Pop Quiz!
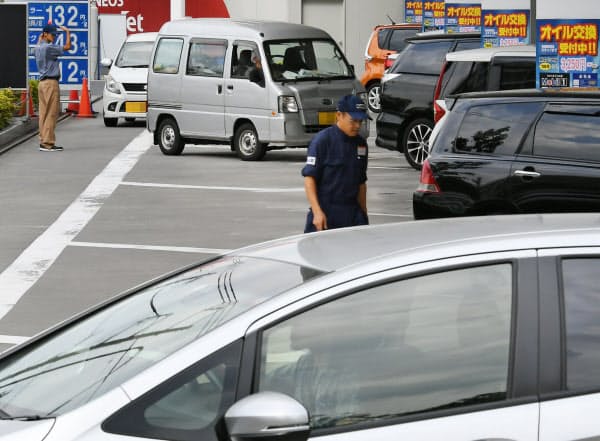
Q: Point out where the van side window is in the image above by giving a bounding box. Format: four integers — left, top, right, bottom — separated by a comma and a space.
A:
533, 111, 600, 161
231, 42, 258, 79
499, 62, 536, 90
453, 103, 542, 155
153, 38, 184, 74
187, 39, 227, 78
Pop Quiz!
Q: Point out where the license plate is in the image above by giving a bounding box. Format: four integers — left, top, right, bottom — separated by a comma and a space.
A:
125, 102, 147, 113
318, 111, 336, 125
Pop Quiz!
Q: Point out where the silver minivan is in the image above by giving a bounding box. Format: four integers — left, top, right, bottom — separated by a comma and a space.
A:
146, 19, 367, 160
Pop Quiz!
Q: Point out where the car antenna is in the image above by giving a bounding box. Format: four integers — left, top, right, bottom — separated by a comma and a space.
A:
387, 14, 396, 24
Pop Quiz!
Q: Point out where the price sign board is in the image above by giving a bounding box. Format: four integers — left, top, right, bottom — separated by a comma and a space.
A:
28, 1, 89, 85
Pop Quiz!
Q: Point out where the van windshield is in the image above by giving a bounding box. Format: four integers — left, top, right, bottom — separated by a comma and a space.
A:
116, 41, 154, 68
265, 39, 353, 81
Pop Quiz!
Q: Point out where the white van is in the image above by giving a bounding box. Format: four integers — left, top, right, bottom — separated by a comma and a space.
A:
101, 32, 158, 127
147, 19, 367, 160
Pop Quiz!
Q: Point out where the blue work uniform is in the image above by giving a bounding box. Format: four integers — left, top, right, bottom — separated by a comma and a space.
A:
302, 125, 368, 233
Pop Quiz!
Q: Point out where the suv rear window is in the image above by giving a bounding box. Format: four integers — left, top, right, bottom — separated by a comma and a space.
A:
442, 61, 489, 97
454, 102, 542, 155
390, 40, 453, 75
388, 29, 418, 52
499, 62, 536, 90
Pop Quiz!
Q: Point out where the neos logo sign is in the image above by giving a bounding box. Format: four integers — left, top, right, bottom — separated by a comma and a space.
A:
98, 0, 228, 33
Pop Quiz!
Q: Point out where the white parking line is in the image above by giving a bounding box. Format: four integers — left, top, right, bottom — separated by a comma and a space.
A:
122, 181, 304, 193
0, 131, 152, 321
70, 241, 230, 254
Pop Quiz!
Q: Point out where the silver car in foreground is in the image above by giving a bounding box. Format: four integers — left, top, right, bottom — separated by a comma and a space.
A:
1, 214, 600, 441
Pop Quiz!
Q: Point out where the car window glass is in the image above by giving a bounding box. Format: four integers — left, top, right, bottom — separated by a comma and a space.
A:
562, 258, 600, 391
391, 40, 453, 75
388, 29, 418, 52
455, 39, 481, 51
258, 264, 512, 430
499, 62, 536, 90
116, 41, 154, 68
153, 38, 184, 74
442, 61, 489, 97
230, 41, 258, 79
454, 102, 542, 155
104, 340, 242, 441
378, 28, 392, 50
533, 112, 600, 161
187, 39, 227, 77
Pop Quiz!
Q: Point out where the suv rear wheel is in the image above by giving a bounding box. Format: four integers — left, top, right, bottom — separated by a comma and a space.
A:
366, 82, 381, 113
403, 118, 433, 170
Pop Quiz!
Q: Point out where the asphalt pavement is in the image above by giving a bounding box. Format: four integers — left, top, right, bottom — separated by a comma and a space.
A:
0, 105, 420, 351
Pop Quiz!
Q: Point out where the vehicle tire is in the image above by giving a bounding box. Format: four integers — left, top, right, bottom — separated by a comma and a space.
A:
402, 118, 433, 170
103, 115, 118, 127
366, 82, 381, 113
157, 118, 185, 156
234, 123, 266, 161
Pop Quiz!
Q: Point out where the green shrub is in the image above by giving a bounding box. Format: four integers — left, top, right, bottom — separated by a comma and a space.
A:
0, 89, 17, 130
29, 79, 39, 109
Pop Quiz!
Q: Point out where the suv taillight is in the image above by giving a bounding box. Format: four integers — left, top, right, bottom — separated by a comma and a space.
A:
416, 159, 440, 193
433, 62, 447, 124
384, 55, 395, 70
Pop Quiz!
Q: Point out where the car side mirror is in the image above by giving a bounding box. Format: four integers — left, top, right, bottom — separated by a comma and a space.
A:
225, 391, 310, 441
100, 57, 113, 68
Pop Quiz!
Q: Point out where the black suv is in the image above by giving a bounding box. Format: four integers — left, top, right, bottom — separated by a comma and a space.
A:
376, 32, 481, 169
413, 90, 600, 219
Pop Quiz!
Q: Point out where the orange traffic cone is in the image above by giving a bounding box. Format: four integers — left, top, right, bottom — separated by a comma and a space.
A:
17, 91, 26, 116
76, 78, 95, 118
28, 92, 36, 117
66, 89, 79, 113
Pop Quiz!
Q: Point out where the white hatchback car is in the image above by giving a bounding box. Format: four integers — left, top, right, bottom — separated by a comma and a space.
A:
1, 214, 600, 441
101, 32, 158, 127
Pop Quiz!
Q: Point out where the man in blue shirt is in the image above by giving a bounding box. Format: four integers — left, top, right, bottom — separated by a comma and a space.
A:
302, 95, 369, 233
35, 23, 71, 152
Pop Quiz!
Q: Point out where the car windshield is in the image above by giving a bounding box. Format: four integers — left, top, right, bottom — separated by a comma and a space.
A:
116, 41, 154, 68
265, 39, 353, 81
0, 256, 321, 419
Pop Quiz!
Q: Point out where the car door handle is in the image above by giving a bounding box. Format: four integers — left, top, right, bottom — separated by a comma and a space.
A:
513, 169, 541, 178
217, 85, 223, 94
227, 85, 234, 90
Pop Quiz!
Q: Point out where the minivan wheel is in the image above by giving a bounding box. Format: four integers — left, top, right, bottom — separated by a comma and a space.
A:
158, 118, 184, 156
366, 82, 381, 113
403, 118, 433, 170
234, 123, 266, 161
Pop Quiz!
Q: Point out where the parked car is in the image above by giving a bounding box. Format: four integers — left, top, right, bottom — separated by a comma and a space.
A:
413, 89, 600, 219
432, 44, 536, 126
147, 19, 366, 161
360, 23, 420, 113
375, 32, 481, 169
2, 213, 600, 441
101, 32, 158, 127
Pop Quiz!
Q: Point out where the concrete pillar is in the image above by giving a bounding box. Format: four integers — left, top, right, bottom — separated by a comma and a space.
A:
171, 0, 185, 20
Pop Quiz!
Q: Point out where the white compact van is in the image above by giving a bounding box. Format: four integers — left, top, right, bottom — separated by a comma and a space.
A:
146, 19, 367, 160
101, 32, 158, 127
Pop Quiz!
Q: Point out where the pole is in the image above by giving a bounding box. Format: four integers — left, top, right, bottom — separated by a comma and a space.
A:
170, 0, 185, 20
530, 0, 536, 43
90, 1, 99, 80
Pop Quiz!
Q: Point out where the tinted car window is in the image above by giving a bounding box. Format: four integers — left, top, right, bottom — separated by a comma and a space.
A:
388, 29, 418, 52
455, 40, 481, 51
442, 61, 489, 97
259, 264, 512, 430
499, 62, 536, 90
454, 102, 542, 155
533, 112, 600, 162
563, 258, 600, 390
390, 40, 453, 75
378, 28, 391, 49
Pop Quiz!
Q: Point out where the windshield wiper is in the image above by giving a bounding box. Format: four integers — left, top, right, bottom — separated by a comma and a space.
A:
424, 392, 506, 412
120, 64, 148, 68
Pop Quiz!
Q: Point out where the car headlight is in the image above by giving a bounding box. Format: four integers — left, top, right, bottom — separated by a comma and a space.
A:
278, 96, 298, 113
105, 75, 121, 94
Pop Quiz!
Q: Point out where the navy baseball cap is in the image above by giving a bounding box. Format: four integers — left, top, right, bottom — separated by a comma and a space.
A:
337, 95, 369, 120
43, 23, 58, 36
